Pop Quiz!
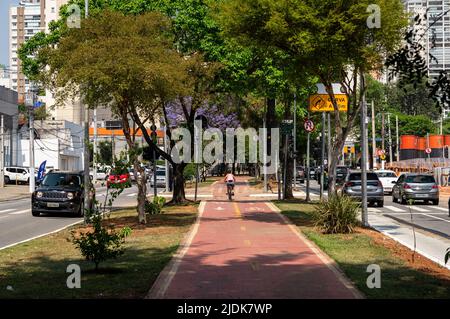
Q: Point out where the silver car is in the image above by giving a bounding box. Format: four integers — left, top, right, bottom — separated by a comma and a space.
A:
342, 171, 384, 207
392, 173, 439, 205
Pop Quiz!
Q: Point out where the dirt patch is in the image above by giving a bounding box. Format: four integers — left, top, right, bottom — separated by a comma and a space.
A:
357, 227, 450, 280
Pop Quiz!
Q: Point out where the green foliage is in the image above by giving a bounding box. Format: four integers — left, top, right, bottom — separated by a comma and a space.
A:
183, 163, 196, 181
97, 141, 113, 165
145, 196, 166, 215
71, 214, 131, 270
313, 194, 360, 234
397, 114, 436, 136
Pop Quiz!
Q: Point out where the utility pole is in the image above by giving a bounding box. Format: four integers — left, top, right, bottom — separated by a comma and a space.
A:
360, 71, 368, 227
293, 93, 297, 190
371, 101, 377, 169
263, 100, 268, 193
381, 112, 385, 152
0, 115, 4, 188
29, 89, 36, 193
306, 112, 311, 202
388, 113, 393, 165
93, 109, 97, 183
327, 113, 331, 172
320, 112, 325, 200
83, 0, 90, 219
396, 115, 399, 162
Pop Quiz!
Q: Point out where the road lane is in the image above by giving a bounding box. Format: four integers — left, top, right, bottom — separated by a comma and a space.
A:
0, 184, 165, 250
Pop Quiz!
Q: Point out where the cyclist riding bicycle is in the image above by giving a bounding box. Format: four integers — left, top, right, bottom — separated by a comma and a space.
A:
224, 171, 236, 195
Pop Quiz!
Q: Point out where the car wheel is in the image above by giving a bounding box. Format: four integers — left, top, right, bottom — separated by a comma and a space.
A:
378, 201, 384, 208
4, 176, 10, 184
392, 195, 397, 203
433, 199, 439, 206
76, 201, 85, 217
401, 196, 407, 205
32, 210, 40, 217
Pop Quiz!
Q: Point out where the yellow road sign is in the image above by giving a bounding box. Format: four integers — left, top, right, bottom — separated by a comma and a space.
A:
309, 94, 348, 112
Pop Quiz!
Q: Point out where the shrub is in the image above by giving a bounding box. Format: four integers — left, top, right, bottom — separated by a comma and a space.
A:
71, 214, 132, 270
145, 196, 166, 215
313, 194, 360, 234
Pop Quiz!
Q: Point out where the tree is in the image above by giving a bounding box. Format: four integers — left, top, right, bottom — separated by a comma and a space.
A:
97, 140, 113, 165
40, 11, 186, 222
217, 0, 407, 194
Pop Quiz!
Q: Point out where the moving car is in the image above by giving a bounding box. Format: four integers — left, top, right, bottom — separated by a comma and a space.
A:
31, 171, 94, 217
335, 166, 349, 185
3, 166, 33, 184
392, 173, 439, 205
296, 166, 305, 183
375, 170, 398, 194
150, 169, 167, 188
89, 167, 110, 180
342, 171, 384, 207
106, 170, 131, 188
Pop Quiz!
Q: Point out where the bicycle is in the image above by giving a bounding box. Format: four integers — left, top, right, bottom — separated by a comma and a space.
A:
227, 182, 234, 201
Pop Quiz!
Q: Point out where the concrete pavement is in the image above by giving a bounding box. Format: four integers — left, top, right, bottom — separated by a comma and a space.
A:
149, 177, 361, 299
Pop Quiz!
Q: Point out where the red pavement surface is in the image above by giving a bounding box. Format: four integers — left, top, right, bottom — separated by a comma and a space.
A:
155, 177, 359, 299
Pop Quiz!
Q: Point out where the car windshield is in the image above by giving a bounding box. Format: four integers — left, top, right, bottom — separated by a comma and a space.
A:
156, 171, 165, 176
337, 168, 348, 174
405, 175, 435, 183
376, 172, 397, 178
41, 173, 81, 187
349, 173, 379, 181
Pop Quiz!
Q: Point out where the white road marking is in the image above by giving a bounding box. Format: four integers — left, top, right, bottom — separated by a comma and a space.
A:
431, 206, 448, 212
384, 205, 405, 213
368, 208, 382, 213
406, 206, 430, 213
422, 213, 450, 223
9, 209, 30, 215
0, 209, 15, 214
215, 207, 224, 211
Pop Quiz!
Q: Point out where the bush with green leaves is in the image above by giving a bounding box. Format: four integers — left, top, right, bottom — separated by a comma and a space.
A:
71, 214, 132, 271
313, 194, 360, 234
145, 196, 166, 215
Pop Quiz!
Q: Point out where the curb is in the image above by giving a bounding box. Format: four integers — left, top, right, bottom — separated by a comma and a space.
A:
265, 201, 364, 299
146, 201, 206, 299
0, 194, 29, 203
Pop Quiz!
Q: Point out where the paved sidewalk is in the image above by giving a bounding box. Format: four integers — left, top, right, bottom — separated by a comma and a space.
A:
0, 185, 30, 202
149, 177, 361, 299
369, 212, 450, 270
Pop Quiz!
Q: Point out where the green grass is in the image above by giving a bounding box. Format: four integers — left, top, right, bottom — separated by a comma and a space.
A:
0, 205, 197, 299
275, 201, 450, 299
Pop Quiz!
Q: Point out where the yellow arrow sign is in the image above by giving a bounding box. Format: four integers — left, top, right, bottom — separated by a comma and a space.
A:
309, 94, 348, 112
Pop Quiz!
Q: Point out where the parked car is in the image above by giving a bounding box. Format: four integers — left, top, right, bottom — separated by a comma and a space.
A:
335, 166, 349, 185
31, 171, 94, 217
309, 167, 316, 179
89, 167, 110, 181
375, 170, 398, 194
392, 173, 439, 205
150, 169, 167, 188
296, 166, 305, 183
106, 170, 131, 188
3, 166, 34, 184
342, 171, 384, 207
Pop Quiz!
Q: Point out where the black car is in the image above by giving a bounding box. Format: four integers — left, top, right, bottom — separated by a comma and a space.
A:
335, 166, 349, 185
32, 171, 94, 217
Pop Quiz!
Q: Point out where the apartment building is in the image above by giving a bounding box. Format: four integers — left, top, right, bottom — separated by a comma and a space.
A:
9, 0, 44, 104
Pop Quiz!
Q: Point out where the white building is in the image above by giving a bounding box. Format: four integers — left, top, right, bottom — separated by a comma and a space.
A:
0, 68, 11, 89
17, 120, 84, 171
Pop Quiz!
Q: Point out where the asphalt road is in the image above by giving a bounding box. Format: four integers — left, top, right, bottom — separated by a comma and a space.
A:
0, 183, 164, 250
300, 180, 450, 240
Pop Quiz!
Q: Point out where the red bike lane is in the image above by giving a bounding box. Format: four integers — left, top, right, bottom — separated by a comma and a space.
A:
149, 178, 361, 299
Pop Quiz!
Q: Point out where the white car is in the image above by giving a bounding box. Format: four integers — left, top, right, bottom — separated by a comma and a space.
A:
375, 170, 398, 194
3, 166, 33, 184
150, 169, 167, 187
89, 167, 110, 180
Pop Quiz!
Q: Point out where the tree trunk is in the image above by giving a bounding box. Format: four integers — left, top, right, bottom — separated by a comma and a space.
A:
171, 163, 187, 204
134, 160, 147, 224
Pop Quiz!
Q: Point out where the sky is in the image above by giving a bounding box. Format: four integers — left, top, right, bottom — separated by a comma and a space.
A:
0, 0, 19, 67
